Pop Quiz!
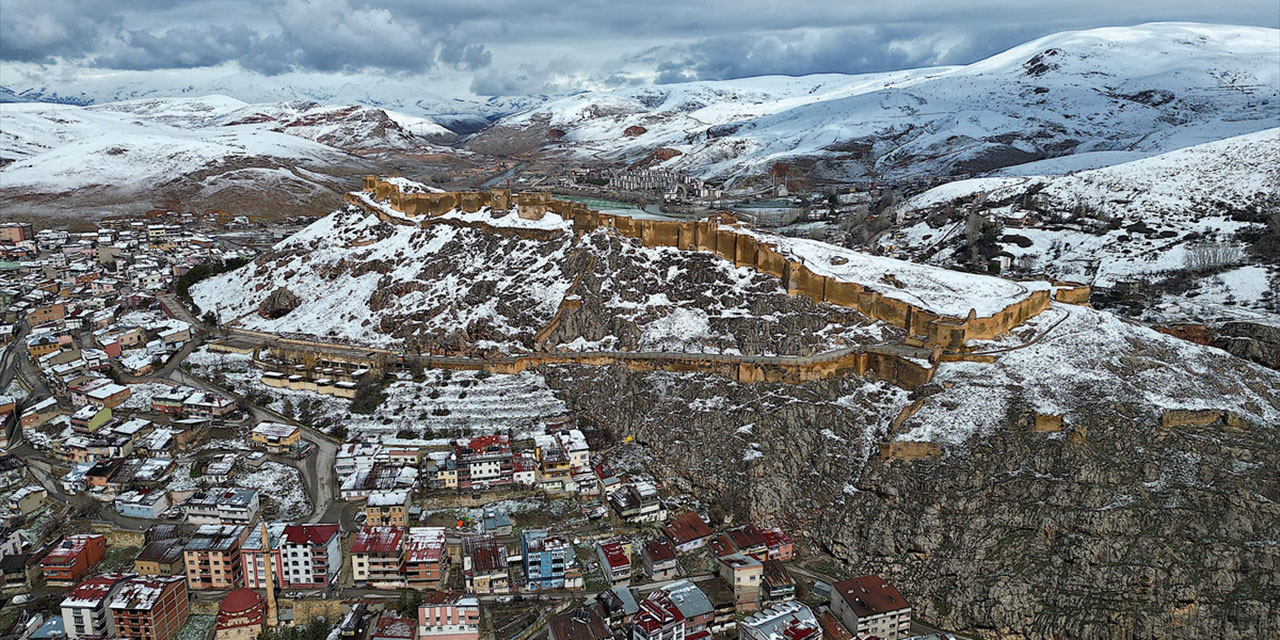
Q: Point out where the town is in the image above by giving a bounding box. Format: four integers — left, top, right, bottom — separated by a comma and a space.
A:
0, 216, 951, 640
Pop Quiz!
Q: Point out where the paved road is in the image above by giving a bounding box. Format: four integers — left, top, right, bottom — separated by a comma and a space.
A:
163, 365, 340, 525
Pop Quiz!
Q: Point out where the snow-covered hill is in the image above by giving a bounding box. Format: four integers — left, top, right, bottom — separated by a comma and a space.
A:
473, 23, 1279, 183
882, 129, 1280, 324
0, 97, 474, 218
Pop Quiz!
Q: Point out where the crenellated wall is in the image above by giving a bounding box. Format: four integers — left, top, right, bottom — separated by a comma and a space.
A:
357, 176, 1085, 350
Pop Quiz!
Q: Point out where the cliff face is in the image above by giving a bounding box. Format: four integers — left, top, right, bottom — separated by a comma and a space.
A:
543, 355, 1280, 639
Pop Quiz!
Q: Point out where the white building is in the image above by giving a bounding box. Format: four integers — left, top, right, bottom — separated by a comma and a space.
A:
61, 574, 130, 638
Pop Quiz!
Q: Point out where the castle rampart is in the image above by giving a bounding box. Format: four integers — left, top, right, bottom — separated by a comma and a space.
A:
353, 176, 1087, 351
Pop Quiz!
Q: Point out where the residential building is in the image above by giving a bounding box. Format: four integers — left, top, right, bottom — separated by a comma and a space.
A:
661, 579, 717, 638
454, 434, 513, 489
609, 481, 665, 523
596, 586, 639, 633
351, 525, 405, 588
417, 592, 480, 640
41, 534, 107, 587
404, 526, 447, 588
522, 529, 577, 591
241, 522, 285, 589
760, 527, 795, 562
250, 421, 300, 453
548, 606, 611, 640
727, 525, 768, 560
135, 539, 186, 576
365, 489, 410, 526
60, 573, 130, 638
373, 613, 417, 640
631, 590, 686, 640
760, 560, 797, 604
184, 487, 260, 525
461, 535, 509, 595
642, 538, 679, 581
183, 524, 247, 590
109, 576, 190, 640
739, 601, 821, 640
183, 389, 235, 419
719, 553, 763, 613
278, 524, 342, 588
115, 489, 170, 519
8, 485, 48, 515
830, 575, 911, 640
596, 540, 632, 586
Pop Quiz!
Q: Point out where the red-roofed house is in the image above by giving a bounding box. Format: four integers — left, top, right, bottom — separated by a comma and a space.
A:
278, 524, 341, 588
351, 525, 405, 588
663, 511, 712, 554
42, 534, 107, 586
404, 527, 447, 588
454, 435, 513, 490
642, 538, 678, 581
759, 527, 795, 562
632, 590, 686, 640
595, 540, 631, 586
372, 612, 416, 640
830, 575, 911, 640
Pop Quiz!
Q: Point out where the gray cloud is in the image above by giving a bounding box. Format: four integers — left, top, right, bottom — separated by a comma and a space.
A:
0, 0, 119, 62
1, 0, 1277, 96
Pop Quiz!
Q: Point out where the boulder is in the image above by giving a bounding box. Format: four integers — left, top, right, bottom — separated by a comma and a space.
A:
258, 286, 301, 319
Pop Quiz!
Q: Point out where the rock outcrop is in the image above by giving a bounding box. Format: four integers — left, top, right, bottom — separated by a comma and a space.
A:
1213, 321, 1280, 370
542, 360, 1280, 640
258, 286, 301, 319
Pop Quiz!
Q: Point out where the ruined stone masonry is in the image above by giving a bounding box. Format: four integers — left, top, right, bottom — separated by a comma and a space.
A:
352, 175, 1090, 350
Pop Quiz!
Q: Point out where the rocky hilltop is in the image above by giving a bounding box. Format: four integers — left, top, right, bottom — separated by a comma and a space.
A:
195, 179, 1280, 639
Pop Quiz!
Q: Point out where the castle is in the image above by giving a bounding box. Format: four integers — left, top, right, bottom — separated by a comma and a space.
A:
346, 175, 1090, 352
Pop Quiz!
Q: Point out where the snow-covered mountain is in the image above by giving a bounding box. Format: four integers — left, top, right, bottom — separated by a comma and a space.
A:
472, 23, 1279, 183
0, 97, 476, 219
882, 129, 1280, 324
0, 66, 541, 133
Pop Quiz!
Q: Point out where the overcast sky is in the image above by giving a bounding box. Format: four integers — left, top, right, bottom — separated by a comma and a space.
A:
1, 0, 1277, 98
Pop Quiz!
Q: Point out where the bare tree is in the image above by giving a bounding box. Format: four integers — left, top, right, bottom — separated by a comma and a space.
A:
1184, 240, 1243, 273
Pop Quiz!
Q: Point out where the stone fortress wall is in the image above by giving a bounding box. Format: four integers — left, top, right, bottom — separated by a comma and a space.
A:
349, 175, 1090, 351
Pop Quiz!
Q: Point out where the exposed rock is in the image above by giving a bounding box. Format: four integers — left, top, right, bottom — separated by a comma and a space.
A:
623, 125, 648, 137
541, 358, 1280, 640
257, 286, 301, 319
1212, 321, 1280, 370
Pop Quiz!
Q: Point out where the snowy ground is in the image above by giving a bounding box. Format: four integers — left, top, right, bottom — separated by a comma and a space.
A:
121, 382, 177, 411
899, 304, 1280, 444
237, 462, 311, 520
211, 362, 567, 441
889, 129, 1280, 288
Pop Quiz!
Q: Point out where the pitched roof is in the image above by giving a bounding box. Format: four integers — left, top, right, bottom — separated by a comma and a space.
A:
832, 575, 910, 618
